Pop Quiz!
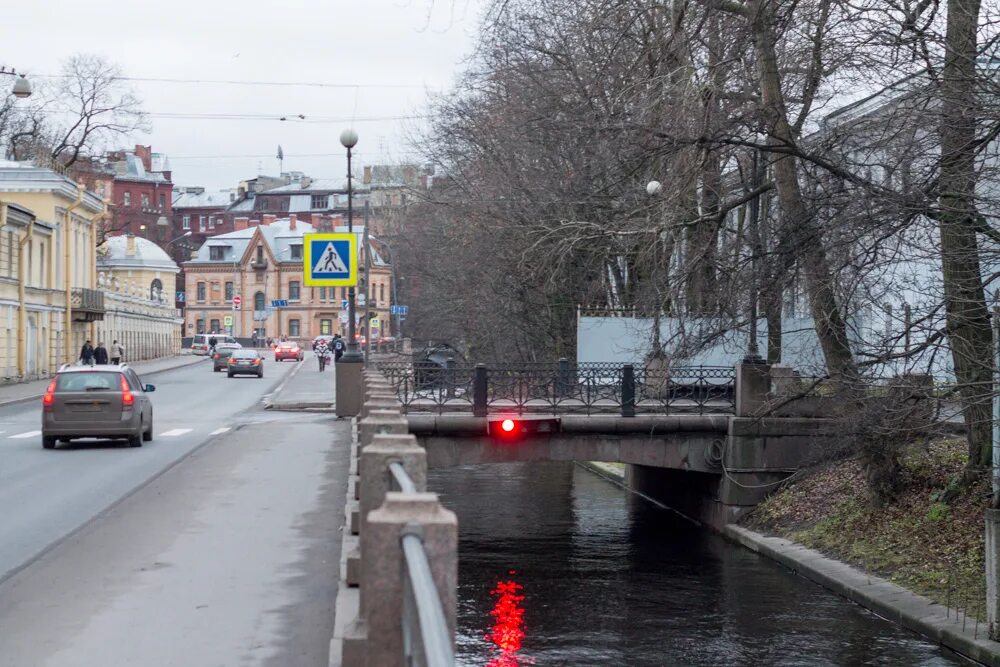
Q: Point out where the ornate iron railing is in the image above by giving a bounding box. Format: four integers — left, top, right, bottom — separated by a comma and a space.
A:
376, 360, 735, 416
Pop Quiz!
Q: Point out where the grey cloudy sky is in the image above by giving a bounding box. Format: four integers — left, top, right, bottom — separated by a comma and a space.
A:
8, 0, 485, 189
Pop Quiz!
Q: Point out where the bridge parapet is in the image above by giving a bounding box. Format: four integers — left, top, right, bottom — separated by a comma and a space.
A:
331, 368, 457, 667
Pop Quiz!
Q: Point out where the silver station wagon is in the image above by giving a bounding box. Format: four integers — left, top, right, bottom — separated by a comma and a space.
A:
41, 365, 156, 449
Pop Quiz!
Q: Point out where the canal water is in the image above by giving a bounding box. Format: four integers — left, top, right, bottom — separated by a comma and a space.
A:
428, 462, 968, 666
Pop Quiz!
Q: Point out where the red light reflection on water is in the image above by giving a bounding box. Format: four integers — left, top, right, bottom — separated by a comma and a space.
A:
485, 571, 528, 666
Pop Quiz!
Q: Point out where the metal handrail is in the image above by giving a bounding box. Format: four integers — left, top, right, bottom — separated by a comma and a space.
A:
389, 461, 417, 493
401, 527, 454, 667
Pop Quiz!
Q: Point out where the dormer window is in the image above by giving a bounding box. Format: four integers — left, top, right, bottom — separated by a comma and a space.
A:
210, 246, 226, 261
311, 195, 327, 209
290, 244, 302, 260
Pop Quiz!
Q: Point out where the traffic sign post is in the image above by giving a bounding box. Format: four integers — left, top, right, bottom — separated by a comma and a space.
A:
303, 233, 357, 287
232, 295, 242, 310
271, 299, 289, 308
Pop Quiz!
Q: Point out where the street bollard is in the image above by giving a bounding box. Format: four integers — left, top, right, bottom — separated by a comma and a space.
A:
621, 364, 635, 417
358, 410, 410, 449
473, 364, 488, 417
360, 396, 402, 420
359, 434, 427, 529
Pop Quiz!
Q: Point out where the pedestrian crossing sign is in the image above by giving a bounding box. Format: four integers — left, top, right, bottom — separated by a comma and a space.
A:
303, 233, 357, 287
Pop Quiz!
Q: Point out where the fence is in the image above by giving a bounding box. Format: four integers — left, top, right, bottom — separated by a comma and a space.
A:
375, 360, 737, 416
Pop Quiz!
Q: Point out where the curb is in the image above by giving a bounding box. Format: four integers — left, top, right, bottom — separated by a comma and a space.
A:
0, 356, 204, 409
262, 360, 308, 410
723, 524, 1000, 667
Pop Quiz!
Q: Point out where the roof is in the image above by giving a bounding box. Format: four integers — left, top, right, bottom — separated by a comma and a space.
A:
98, 235, 180, 272
113, 154, 170, 184
0, 161, 105, 213
262, 177, 366, 194
173, 188, 237, 209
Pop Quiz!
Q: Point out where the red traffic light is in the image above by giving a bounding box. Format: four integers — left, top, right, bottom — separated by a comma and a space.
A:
487, 416, 560, 438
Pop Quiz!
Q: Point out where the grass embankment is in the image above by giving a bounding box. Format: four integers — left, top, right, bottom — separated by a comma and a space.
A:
745, 437, 989, 620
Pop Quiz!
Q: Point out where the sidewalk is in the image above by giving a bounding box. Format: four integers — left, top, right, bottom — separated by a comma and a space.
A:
0, 354, 202, 408
265, 355, 336, 410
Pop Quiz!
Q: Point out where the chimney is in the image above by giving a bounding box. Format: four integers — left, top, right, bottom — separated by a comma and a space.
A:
363, 165, 372, 185
262, 214, 276, 226
134, 145, 152, 171
234, 217, 249, 231
331, 214, 343, 229
311, 213, 324, 228
301, 176, 312, 189
289, 213, 297, 231
126, 234, 136, 257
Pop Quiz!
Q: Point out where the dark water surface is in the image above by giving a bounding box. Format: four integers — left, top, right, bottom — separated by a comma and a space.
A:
428, 462, 968, 667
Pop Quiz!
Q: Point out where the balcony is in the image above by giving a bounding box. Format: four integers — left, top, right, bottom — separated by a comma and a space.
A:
71, 288, 105, 321
251, 258, 268, 270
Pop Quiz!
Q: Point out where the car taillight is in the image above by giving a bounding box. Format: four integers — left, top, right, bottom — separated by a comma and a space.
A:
120, 375, 135, 409
42, 380, 56, 411
254, 359, 261, 365
229, 358, 236, 364
213, 354, 219, 359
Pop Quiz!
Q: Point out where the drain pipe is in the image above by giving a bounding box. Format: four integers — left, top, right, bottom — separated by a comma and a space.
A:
90, 201, 110, 344
64, 185, 85, 365
14, 202, 36, 376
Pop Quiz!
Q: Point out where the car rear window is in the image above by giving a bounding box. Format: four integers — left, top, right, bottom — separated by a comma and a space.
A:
232, 351, 258, 359
55, 372, 122, 392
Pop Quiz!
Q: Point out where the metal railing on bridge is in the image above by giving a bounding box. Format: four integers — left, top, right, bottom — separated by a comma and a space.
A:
376, 359, 736, 416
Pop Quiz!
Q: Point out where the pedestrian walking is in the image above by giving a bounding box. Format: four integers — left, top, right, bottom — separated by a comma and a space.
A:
252, 331, 259, 348
332, 334, 345, 362
79, 340, 95, 366
111, 340, 125, 365
315, 338, 331, 372
94, 342, 109, 365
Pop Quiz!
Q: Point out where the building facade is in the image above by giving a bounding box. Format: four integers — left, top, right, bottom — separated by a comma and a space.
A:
182, 214, 392, 342
0, 161, 105, 381
96, 235, 183, 362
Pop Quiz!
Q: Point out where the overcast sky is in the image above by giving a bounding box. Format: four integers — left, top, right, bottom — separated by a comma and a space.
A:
8, 0, 486, 190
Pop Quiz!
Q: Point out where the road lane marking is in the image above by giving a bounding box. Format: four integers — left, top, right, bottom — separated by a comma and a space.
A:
9, 431, 41, 439
158, 428, 192, 437
210, 427, 231, 435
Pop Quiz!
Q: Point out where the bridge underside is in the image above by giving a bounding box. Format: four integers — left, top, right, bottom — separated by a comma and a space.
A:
408, 414, 836, 530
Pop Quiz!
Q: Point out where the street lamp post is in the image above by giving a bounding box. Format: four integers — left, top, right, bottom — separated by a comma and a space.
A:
340, 128, 362, 361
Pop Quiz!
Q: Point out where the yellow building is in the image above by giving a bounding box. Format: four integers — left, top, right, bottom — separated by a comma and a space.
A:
0, 162, 104, 381
182, 214, 392, 342
96, 234, 182, 361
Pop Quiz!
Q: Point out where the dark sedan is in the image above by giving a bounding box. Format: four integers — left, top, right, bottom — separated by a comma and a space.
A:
227, 350, 265, 378
211, 344, 242, 372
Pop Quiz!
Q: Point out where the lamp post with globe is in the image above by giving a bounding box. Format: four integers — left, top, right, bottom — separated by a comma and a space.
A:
335, 128, 364, 416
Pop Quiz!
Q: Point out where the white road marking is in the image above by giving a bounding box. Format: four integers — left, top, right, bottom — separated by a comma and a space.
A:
158, 428, 192, 437
10, 430, 41, 439
210, 427, 231, 435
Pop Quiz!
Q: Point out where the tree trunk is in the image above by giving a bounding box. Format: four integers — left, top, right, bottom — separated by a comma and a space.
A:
938, 0, 993, 469
749, 0, 857, 381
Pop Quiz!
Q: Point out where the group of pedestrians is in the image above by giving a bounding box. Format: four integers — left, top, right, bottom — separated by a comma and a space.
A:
78, 340, 126, 366
314, 334, 346, 372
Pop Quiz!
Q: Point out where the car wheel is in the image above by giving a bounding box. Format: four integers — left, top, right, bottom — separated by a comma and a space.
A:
227, 372, 234, 378
143, 419, 153, 442
128, 431, 142, 448
258, 370, 264, 378
214, 367, 220, 373
42, 436, 57, 449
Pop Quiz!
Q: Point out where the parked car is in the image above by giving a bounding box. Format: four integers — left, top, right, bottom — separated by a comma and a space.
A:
228, 349, 265, 378
41, 364, 156, 449
192, 333, 241, 356
212, 343, 243, 372
274, 341, 304, 362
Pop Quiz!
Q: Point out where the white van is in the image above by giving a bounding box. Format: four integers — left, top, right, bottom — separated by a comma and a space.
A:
192, 333, 240, 355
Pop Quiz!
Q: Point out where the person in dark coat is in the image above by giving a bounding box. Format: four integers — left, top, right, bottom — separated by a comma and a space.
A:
79, 340, 95, 366
94, 342, 110, 365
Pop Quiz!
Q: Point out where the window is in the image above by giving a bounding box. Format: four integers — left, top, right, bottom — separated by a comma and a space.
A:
290, 244, 302, 259
320, 319, 332, 335
341, 287, 347, 299
210, 246, 225, 261
380, 283, 385, 303
141, 193, 150, 208
319, 287, 327, 301
208, 216, 215, 229
254, 291, 265, 311
288, 319, 300, 336
199, 215, 207, 232
123, 192, 131, 207
225, 282, 234, 301
280, 200, 288, 211
210, 319, 221, 332
256, 246, 264, 263
150, 278, 163, 301
197, 282, 206, 302
260, 199, 269, 211
159, 193, 166, 210
289, 281, 300, 301
196, 319, 206, 334
182, 215, 190, 230
311, 194, 327, 209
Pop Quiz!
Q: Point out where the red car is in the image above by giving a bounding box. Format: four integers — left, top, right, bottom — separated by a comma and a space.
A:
274, 342, 304, 362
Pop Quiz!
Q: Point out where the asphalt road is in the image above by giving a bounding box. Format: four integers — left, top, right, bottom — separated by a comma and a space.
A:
0, 354, 302, 583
